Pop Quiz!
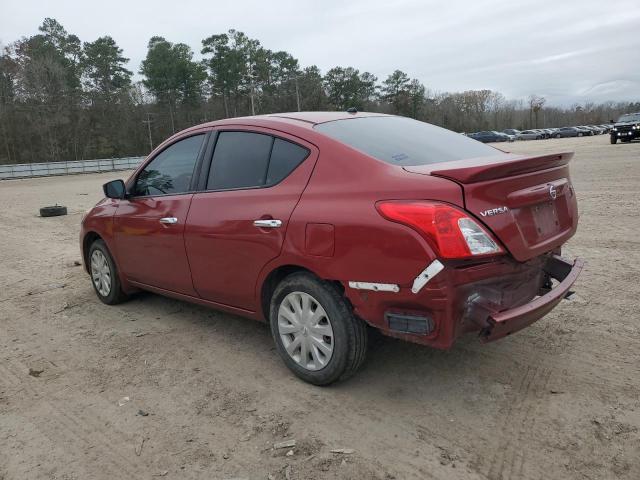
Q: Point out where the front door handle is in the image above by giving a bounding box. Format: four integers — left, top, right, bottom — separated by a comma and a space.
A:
159, 217, 178, 225
253, 219, 282, 228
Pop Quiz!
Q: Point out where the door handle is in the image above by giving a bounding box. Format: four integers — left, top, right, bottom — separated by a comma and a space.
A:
253, 219, 282, 228
159, 217, 178, 225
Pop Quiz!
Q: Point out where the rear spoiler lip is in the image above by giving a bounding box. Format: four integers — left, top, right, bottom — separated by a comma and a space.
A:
403, 151, 574, 184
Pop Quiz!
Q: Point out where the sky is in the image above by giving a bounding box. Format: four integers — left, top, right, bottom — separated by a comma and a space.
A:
2, 0, 640, 106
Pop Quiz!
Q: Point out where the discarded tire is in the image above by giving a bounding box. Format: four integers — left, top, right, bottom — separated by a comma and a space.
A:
39, 205, 68, 217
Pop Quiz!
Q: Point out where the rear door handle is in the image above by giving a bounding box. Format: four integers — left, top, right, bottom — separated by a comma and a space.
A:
253, 219, 282, 228
159, 217, 178, 225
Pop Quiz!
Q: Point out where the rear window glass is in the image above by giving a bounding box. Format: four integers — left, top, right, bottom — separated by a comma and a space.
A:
266, 138, 309, 185
314, 116, 498, 166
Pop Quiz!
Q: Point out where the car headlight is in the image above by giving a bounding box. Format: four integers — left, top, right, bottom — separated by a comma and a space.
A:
612, 127, 617, 131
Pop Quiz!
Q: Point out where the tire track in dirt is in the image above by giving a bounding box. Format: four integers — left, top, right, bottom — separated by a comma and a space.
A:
41, 399, 148, 479
2, 354, 152, 479
0, 362, 21, 389
456, 341, 635, 394
484, 365, 552, 480
28, 404, 137, 479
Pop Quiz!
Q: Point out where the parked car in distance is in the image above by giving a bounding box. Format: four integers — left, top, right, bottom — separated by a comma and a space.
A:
492, 131, 515, 142
468, 131, 508, 143
535, 129, 551, 139
81, 112, 582, 385
553, 127, 581, 138
502, 128, 521, 136
517, 130, 542, 140
610, 112, 640, 144
575, 126, 593, 136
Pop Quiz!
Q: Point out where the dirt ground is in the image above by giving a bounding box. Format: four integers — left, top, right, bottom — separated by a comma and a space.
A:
1, 135, 639, 480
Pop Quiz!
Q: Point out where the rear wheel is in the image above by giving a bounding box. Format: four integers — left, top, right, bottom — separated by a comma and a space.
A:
269, 272, 367, 385
88, 240, 128, 305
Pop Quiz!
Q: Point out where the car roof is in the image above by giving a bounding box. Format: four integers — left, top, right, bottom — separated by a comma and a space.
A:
189, 111, 390, 130
266, 111, 388, 124
162, 111, 393, 149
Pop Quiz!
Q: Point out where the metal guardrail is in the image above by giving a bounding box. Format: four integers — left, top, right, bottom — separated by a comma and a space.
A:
0, 157, 145, 180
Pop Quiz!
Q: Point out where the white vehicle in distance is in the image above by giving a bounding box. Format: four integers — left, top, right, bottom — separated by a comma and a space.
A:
516, 130, 542, 140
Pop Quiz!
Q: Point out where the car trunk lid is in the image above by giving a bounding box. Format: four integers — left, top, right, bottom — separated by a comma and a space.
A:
403, 152, 579, 261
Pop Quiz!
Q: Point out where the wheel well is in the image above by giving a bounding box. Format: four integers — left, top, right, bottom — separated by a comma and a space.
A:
260, 264, 348, 321
260, 265, 353, 323
82, 231, 102, 271
260, 265, 309, 320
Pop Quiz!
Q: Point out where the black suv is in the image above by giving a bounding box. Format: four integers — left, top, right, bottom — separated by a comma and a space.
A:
610, 113, 640, 144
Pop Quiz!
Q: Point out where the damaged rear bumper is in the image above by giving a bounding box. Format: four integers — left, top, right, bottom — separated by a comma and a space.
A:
480, 255, 584, 342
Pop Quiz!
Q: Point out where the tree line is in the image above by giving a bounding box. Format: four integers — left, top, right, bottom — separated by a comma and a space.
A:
0, 18, 637, 164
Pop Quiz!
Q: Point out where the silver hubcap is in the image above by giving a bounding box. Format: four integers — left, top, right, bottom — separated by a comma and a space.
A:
90, 250, 111, 297
278, 291, 334, 371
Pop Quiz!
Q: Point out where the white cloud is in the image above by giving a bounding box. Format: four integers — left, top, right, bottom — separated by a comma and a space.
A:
2, 0, 639, 106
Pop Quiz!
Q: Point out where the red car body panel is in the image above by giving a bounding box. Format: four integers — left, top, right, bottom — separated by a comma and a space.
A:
114, 195, 197, 295
403, 152, 578, 262
80, 112, 581, 350
184, 126, 320, 310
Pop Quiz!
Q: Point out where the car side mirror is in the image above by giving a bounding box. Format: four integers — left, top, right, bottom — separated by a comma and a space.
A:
103, 179, 127, 199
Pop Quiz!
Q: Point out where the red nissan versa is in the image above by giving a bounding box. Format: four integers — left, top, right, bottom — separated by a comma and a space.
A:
80, 112, 583, 385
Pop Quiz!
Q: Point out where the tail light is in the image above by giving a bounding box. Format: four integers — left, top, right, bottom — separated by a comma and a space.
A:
376, 201, 503, 259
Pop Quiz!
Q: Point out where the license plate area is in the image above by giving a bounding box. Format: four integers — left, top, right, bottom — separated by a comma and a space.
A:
531, 202, 559, 239
513, 201, 561, 245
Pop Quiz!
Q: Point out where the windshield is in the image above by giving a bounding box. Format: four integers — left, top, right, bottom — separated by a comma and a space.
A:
314, 116, 499, 166
617, 113, 640, 123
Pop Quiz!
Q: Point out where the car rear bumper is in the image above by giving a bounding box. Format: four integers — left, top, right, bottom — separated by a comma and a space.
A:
346, 254, 583, 349
480, 255, 584, 342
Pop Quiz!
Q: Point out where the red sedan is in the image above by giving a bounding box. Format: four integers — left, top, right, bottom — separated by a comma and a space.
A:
81, 112, 583, 385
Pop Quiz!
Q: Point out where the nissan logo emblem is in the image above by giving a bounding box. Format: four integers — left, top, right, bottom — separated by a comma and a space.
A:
549, 185, 557, 200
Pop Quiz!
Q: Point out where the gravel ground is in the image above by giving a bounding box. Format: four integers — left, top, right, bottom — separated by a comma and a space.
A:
0, 135, 639, 480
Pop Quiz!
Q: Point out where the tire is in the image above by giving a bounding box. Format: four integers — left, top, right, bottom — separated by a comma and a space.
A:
269, 272, 368, 385
40, 205, 67, 217
88, 239, 128, 305
577, 132, 583, 137
610, 136, 617, 144
555, 133, 561, 139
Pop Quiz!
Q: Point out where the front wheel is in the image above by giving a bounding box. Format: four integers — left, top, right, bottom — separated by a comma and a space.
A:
269, 272, 367, 385
88, 239, 128, 305
556, 133, 562, 139
610, 136, 617, 144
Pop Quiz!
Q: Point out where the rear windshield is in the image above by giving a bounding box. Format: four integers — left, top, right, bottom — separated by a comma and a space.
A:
314, 116, 499, 166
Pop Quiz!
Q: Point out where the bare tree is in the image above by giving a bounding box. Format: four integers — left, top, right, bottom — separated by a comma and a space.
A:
529, 94, 546, 128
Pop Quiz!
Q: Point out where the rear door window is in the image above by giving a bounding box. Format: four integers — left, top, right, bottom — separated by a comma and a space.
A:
207, 132, 309, 190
